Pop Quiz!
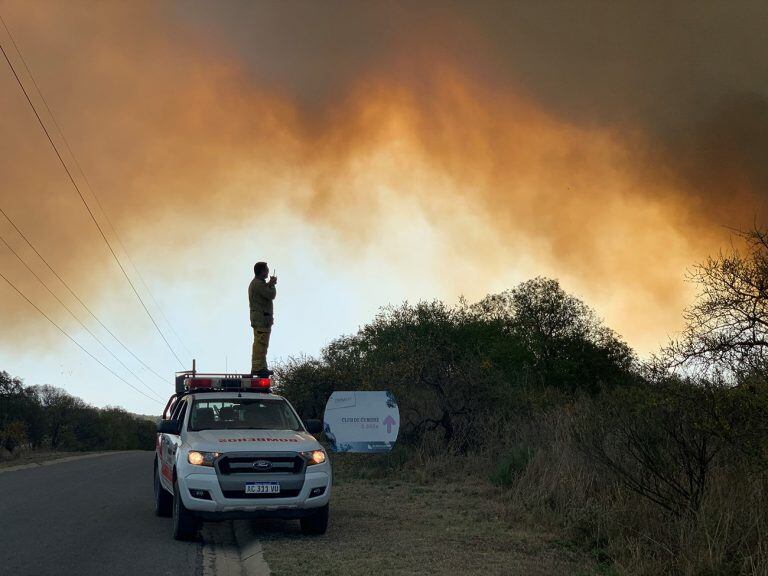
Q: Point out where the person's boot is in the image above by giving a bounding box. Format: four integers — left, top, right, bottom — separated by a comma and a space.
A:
251, 368, 274, 377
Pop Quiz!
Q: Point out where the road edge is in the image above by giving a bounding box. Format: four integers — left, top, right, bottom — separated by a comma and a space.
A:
233, 521, 272, 576
0, 450, 136, 474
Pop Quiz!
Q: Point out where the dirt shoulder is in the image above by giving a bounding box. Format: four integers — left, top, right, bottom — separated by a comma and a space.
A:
256, 476, 599, 576
0, 450, 126, 472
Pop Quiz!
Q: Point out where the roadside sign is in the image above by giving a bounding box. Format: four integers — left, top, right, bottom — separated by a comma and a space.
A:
323, 391, 399, 453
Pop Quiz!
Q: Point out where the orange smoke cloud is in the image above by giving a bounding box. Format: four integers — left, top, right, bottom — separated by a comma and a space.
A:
0, 1, 764, 357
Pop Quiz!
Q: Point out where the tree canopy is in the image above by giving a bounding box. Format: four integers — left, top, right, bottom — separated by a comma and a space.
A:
0, 372, 156, 455
277, 277, 636, 449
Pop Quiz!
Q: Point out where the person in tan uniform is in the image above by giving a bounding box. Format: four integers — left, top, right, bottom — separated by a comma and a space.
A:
249, 261, 276, 376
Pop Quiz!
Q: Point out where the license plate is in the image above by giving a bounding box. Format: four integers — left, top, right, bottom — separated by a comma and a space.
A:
245, 482, 280, 494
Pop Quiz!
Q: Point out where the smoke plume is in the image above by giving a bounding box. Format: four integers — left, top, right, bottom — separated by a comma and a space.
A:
1, 0, 766, 357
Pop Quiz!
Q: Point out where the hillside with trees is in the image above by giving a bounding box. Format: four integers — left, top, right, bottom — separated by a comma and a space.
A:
0, 376, 156, 457
276, 229, 768, 575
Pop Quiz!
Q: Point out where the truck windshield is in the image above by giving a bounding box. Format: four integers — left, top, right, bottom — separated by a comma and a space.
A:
188, 398, 302, 432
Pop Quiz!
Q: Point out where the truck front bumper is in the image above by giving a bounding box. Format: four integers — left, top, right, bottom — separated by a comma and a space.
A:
179, 469, 331, 518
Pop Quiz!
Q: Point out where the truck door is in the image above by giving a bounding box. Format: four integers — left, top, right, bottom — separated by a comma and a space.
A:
160, 399, 188, 493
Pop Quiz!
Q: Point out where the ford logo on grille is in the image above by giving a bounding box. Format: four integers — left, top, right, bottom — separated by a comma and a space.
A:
253, 459, 272, 470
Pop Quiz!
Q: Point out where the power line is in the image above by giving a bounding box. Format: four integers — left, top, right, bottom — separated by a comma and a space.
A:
0, 231, 163, 401
136, 267, 194, 359
78, 190, 195, 362
86, 192, 195, 361
0, 269, 162, 405
0, 205, 168, 385
0, 13, 195, 361
0, 37, 185, 368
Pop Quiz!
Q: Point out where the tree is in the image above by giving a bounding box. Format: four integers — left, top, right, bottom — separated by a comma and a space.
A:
30, 385, 84, 449
1, 420, 29, 453
0, 372, 45, 448
665, 227, 768, 379
473, 278, 636, 393
0, 371, 23, 396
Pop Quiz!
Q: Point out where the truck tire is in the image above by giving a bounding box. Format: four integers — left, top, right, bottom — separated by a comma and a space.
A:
154, 461, 172, 517
300, 504, 329, 535
172, 478, 199, 541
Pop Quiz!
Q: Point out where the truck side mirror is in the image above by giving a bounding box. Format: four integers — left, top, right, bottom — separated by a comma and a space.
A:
303, 419, 323, 434
157, 419, 182, 435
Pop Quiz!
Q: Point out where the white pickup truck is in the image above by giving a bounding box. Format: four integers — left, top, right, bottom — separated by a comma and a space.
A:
154, 372, 331, 540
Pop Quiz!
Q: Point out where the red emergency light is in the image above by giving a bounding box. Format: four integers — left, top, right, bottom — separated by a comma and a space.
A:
248, 377, 271, 390
187, 378, 212, 389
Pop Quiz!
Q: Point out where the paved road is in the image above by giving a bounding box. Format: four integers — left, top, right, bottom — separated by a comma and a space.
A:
0, 451, 201, 576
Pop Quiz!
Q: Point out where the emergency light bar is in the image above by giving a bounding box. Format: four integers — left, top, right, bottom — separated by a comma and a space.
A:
174, 362, 272, 395
183, 376, 271, 392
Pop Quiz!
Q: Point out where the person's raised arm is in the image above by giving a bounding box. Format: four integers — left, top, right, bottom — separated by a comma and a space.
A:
265, 275, 277, 299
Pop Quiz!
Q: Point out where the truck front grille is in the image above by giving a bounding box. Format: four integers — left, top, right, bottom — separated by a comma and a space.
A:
217, 455, 303, 475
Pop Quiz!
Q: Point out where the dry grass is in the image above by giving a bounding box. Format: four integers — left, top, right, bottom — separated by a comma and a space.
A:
255, 466, 601, 576
495, 406, 768, 576
255, 400, 768, 576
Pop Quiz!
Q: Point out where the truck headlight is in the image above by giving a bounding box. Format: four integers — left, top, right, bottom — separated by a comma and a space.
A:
188, 451, 219, 467
301, 450, 326, 465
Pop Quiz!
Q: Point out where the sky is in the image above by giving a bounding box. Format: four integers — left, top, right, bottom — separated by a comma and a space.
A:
1, 1, 767, 414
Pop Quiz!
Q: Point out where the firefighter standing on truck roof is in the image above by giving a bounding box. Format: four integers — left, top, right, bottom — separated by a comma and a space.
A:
249, 261, 276, 376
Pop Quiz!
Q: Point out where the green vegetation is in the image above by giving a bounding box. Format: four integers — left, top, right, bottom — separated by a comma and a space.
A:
276, 231, 768, 576
0, 374, 156, 460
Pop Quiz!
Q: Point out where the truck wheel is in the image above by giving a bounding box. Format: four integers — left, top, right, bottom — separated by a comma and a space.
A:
172, 478, 199, 541
154, 461, 172, 517
300, 504, 329, 535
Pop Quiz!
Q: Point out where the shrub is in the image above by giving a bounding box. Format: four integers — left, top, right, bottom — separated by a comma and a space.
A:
490, 445, 533, 488
576, 381, 728, 517
1, 420, 28, 453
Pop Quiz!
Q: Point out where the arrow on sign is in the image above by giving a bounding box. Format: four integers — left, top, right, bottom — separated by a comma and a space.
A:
383, 415, 396, 434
